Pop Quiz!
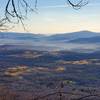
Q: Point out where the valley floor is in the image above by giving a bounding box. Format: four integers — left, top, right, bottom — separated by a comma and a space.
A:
0, 48, 100, 100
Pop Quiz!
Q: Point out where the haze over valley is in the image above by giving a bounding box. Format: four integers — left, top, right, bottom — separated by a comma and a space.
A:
0, 31, 100, 52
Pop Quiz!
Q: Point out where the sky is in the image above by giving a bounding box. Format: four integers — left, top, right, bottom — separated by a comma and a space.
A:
1, 0, 100, 34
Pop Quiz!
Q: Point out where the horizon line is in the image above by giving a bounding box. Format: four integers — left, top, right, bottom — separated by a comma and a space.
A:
0, 30, 100, 35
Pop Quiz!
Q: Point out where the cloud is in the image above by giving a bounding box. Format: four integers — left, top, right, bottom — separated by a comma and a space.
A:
39, 5, 68, 9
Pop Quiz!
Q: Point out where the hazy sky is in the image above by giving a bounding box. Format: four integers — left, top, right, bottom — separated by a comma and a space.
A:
2, 0, 100, 34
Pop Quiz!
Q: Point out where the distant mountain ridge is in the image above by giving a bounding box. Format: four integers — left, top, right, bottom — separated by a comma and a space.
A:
45, 31, 100, 42
0, 31, 100, 41
0, 31, 100, 52
0, 32, 45, 40
68, 36, 100, 43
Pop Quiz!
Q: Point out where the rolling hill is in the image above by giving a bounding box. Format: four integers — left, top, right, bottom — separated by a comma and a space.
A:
68, 36, 100, 43
45, 31, 100, 42
0, 31, 100, 52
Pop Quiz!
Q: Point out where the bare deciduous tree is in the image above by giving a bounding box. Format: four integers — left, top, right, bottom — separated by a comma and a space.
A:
0, 0, 88, 31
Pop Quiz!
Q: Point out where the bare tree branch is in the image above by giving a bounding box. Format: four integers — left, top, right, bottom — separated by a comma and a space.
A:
0, 0, 88, 31
67, 0, 89, 9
